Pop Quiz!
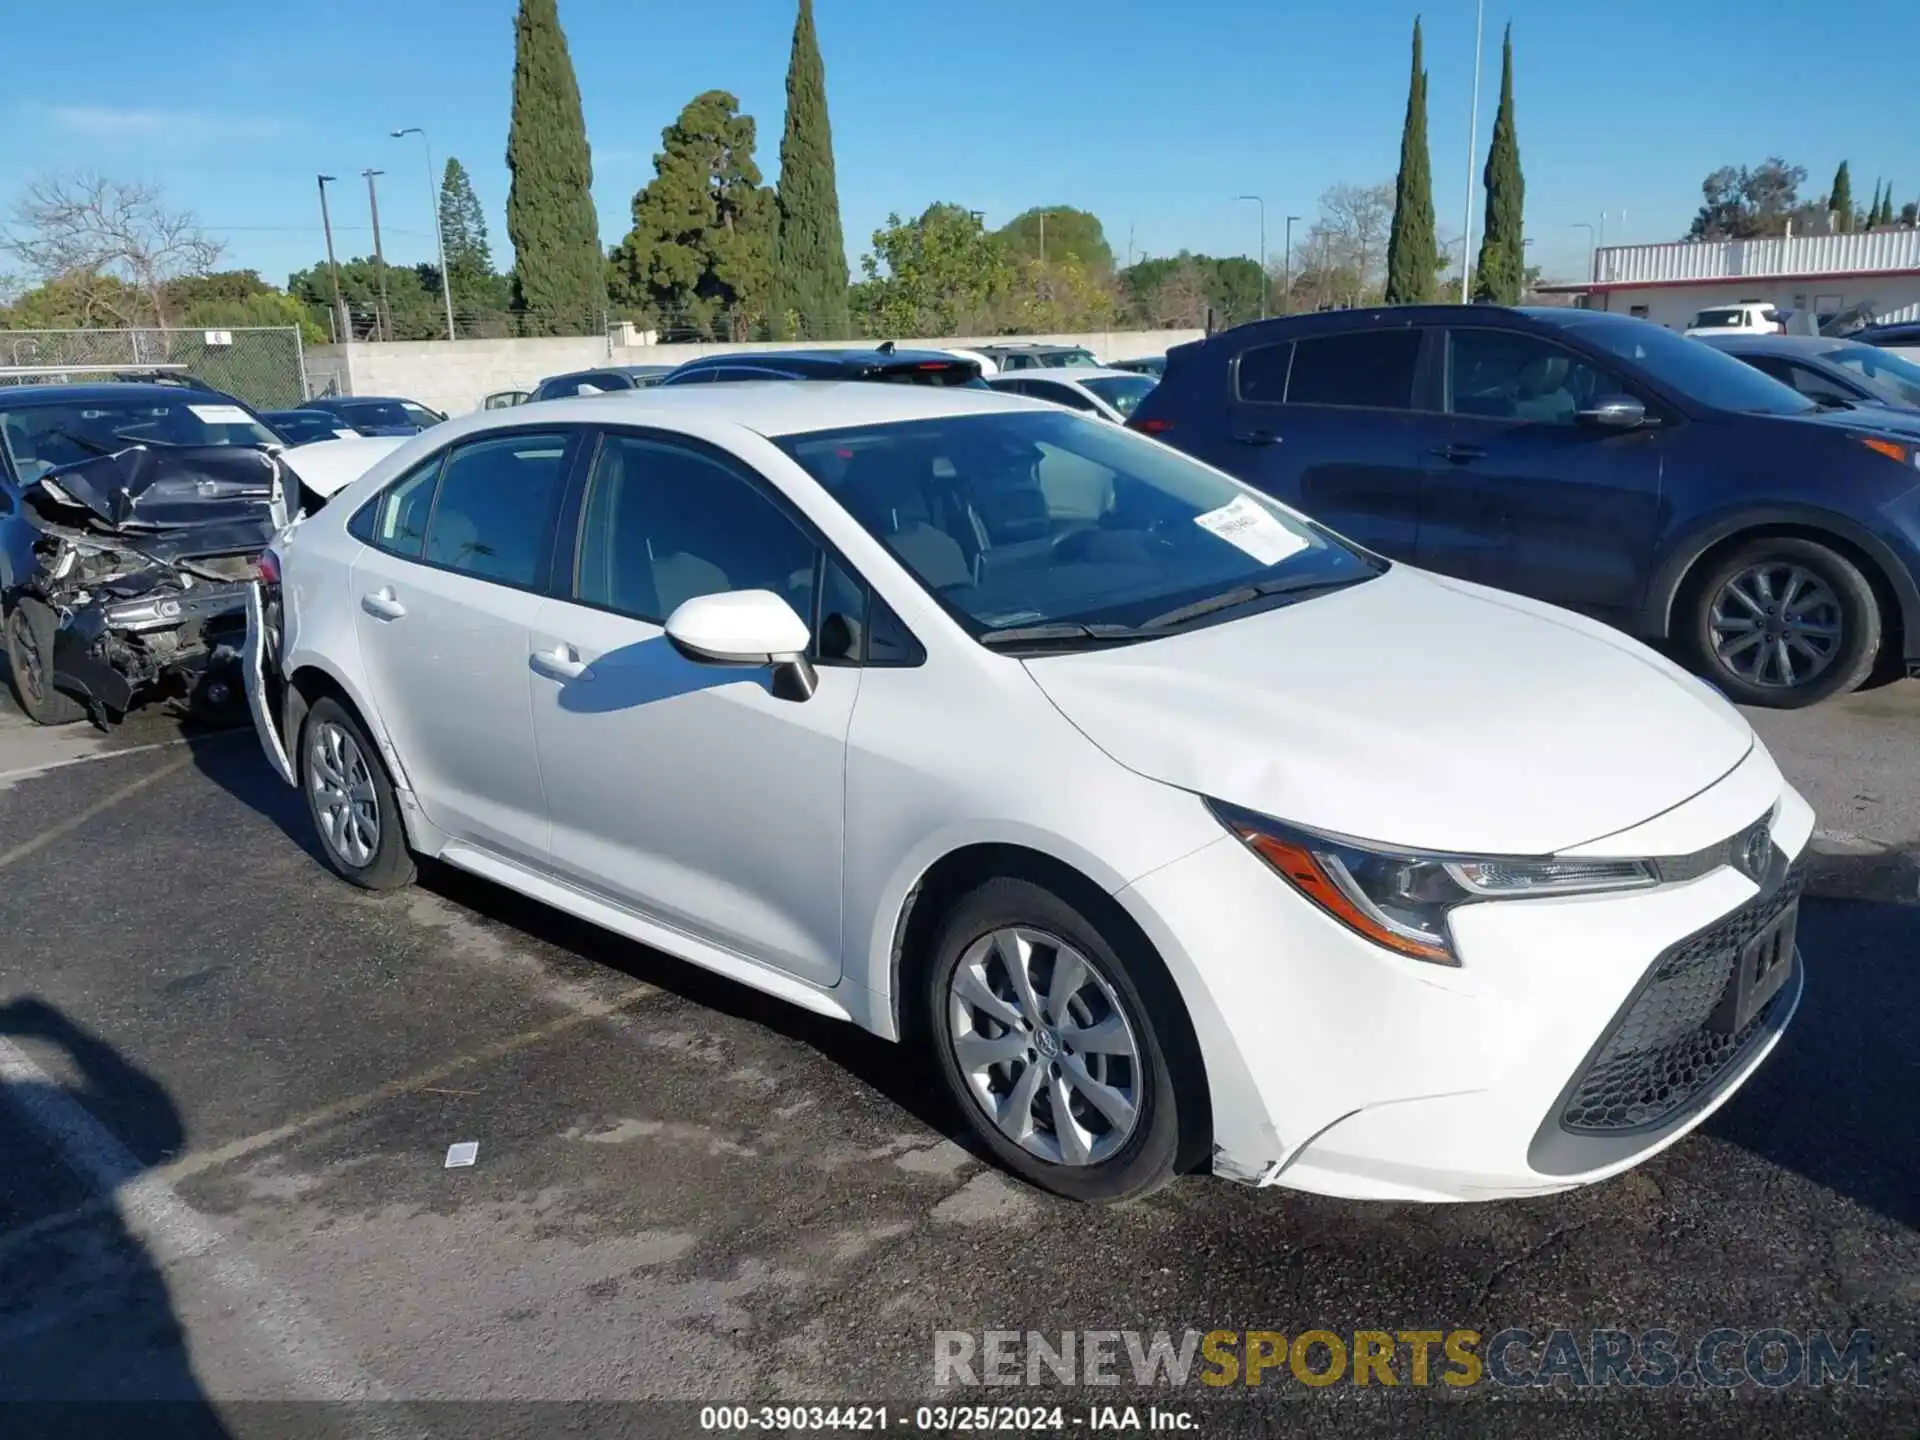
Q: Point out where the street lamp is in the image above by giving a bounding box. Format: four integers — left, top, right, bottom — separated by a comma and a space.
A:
1459, 0, 1486, 303
316, 175, 346, 342
1236, 195, 1267, 319
1282, 214, 1300, 314
393, 127, 457, 341
1570, 221, 1596, 283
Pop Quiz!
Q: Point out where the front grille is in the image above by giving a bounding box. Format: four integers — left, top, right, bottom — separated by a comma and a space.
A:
1559, 858, 1804, 1134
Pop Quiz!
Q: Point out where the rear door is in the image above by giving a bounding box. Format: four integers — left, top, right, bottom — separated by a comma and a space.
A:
1222, 325, 1438, 557
347, 428, 580, 861
1420, 325, 1664, 611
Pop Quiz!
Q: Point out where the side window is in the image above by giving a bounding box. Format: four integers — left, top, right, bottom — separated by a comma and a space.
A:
1034, 381, 1099, 413
420, 433, 571, 586
574, 434, 818, 628
1782, 364, 1855, 405
349, 454, 443, 556
1446, 328, 1619, 425
1286, 330, 1422, 409
1235, 342, 1293, 403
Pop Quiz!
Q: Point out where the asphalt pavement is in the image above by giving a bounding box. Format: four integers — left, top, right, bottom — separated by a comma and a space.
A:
0, 676, 1915, 1439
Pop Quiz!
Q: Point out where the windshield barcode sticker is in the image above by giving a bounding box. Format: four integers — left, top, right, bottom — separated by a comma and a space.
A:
187, 404, 257, 425
1193, 496, 1309, 566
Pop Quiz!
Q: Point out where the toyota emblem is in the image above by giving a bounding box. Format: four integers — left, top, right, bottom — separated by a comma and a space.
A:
1741, 824, 1772, 880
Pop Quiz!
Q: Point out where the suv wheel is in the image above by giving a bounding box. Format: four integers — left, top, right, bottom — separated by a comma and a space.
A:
925, 876, 1194, 1203
1685, 537, 1880, 709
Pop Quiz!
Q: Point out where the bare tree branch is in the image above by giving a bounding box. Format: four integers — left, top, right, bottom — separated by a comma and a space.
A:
3, 172, 223, 327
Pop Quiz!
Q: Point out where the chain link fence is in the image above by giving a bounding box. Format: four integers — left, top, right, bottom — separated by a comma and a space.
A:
0, 326, 311, 410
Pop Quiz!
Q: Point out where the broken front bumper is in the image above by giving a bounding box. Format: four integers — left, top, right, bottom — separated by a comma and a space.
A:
51, 582, 251, 715
244, 579, 296, 786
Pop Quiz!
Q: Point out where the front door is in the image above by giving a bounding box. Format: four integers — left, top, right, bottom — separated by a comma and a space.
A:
1223, 325, 1439, 558
1419, 326, 1665, 612
528, 430, 858, 986
347, 429, 577, 861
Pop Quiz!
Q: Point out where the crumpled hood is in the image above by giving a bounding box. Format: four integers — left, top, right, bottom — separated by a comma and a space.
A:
1024, 567, 1754, 856
29, 444, 282, 532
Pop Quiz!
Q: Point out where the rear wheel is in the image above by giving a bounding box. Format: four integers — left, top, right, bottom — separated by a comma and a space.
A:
3, 598, 86, 726
300, 696, 415, 890
1684, 537, 1880, 708
925, 876, 1194, 1203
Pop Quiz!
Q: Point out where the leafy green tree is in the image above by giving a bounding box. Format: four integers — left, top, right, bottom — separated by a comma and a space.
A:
1689, 159, 1808, 239
1901, 199, 1918, 228
850, 203, 1013, 337
771, 0, 849, 339
1384, 18, 1438, 304
609, 90, 777, 340
1472, 25, 1524, 305
439, 157, 507, 314
288, 256, 446, 340
1828, 161, 1854, 231
997, 207, 1113, 271
504, 0, 604, 332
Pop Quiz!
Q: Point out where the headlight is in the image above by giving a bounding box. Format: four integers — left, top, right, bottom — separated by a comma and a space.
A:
1209, 801, 1657, 965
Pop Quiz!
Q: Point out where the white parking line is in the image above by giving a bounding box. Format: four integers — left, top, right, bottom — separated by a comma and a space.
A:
0, 1035, 415, 1422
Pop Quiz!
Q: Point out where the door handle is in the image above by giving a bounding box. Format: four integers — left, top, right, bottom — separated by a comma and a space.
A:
361, 587, 406, 620
1428, 443, 1487, 464
1231, 430, 1283, 446
531, 643, 592, 682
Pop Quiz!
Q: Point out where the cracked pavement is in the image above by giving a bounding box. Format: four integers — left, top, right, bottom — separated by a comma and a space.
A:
0, 679, 1915, 1438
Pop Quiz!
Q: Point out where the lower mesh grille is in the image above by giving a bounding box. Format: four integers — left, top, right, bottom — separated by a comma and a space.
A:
1560, 859, 1803, 1134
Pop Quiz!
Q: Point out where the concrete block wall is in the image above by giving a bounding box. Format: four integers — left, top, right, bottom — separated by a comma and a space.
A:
306, 329, 1205, 416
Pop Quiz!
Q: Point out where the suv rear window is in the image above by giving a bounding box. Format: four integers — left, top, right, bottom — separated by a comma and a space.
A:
1284, 330, 1422, 409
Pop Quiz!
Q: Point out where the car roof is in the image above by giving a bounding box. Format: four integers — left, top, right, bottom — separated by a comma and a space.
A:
313, 394, 417, 405
0, 381, 246, 407
989, 367, 1147, 384
265, 407, 338, 417
1694, 334, 1847, 357
676, 348, 965, 370
502, 379, 1046, 438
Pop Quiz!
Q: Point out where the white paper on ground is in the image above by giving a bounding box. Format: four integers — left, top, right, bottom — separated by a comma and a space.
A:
1192, 495, 1310, 566
444, 1141, 479, 1168
187, 403, 257, 425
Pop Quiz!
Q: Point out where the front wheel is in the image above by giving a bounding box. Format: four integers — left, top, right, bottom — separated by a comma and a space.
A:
1684, 537, 1881, 709
300, 696, 416, 890
4, 598, 87, 726
925, 876, 1195, 1203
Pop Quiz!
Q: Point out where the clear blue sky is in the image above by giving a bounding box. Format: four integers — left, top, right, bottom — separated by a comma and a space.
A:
5, 0, 1915, 295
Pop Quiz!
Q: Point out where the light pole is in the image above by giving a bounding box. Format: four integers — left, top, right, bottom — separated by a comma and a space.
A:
316, 175, 346, 342
362, 169, 391, 343
394, 127, 456, 341
1570, 221, 1596, 284
1235, 196, 1267, 319
1459, 0, 1486, 302
1037, 209, 1056, 266
1282, 214, 1300, 314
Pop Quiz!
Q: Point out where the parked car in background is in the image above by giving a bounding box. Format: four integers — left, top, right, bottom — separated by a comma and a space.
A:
1128, 305, 1920, 708
245, 383, 1810, 1206
1699, 334, 1920, 413
303, 395, 447, 437
1, 383, 287, 724
264, 409, 360, 446
1109, 356, 1166, 378
658, 348, 987, 388
971, 343, 1101, 372
988, 367, 1158, 423
1853, 321, 1920, 350
483, 390, 531, 410
940, 347, 1000, 376
530, 365, 674, 402
1683, 303, 1786, 337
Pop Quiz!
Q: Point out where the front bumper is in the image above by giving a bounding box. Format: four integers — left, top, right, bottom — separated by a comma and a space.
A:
50, 582, 250, 715
1120, 744, 1813, 1202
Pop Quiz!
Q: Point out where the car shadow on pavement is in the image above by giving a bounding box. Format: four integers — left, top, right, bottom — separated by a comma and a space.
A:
0, 997, 232, 1436
1705, 877, 1920, 1232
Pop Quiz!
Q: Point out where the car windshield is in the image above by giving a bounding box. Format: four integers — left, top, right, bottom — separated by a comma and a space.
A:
0, 396, 279, 481
1827, 345, 1920, 408
1051, 351, 1100, 367
346, 400, 440, 428
775, 410, 1380, 647
1566, 320, 1818, 416
1080, 374, 1158, 416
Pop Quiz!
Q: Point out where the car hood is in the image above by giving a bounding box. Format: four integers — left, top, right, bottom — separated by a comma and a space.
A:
1788, 406, 1920, 439
1022, 567, 1754, 856
25, 444, 283, 533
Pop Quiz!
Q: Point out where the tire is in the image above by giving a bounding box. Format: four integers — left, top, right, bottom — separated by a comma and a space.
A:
1682, 537, 1881, 709
299, 696, 416, 890
924, 875, 1196, 1203
3, 598, 87, 726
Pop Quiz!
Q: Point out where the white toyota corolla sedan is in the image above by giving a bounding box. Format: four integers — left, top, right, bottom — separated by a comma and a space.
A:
243, 383, 1810, 1204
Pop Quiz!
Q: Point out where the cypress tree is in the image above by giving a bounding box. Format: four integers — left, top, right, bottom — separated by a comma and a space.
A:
1865, 180, 1884, 229
505, 0, 605, 333
1472, 24, 1524, 305
772, 0, 850, 339
1384, 18, 1438, 305
1829, 161, 1853, 231
1879, 186, 1896, 226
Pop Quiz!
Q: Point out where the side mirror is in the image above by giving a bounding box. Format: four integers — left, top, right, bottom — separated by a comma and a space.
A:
664, 589, 817, 701
1575, 394, 1649, 429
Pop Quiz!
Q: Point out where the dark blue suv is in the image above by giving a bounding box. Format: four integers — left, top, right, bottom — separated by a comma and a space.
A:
1128, 305, 1920, 707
